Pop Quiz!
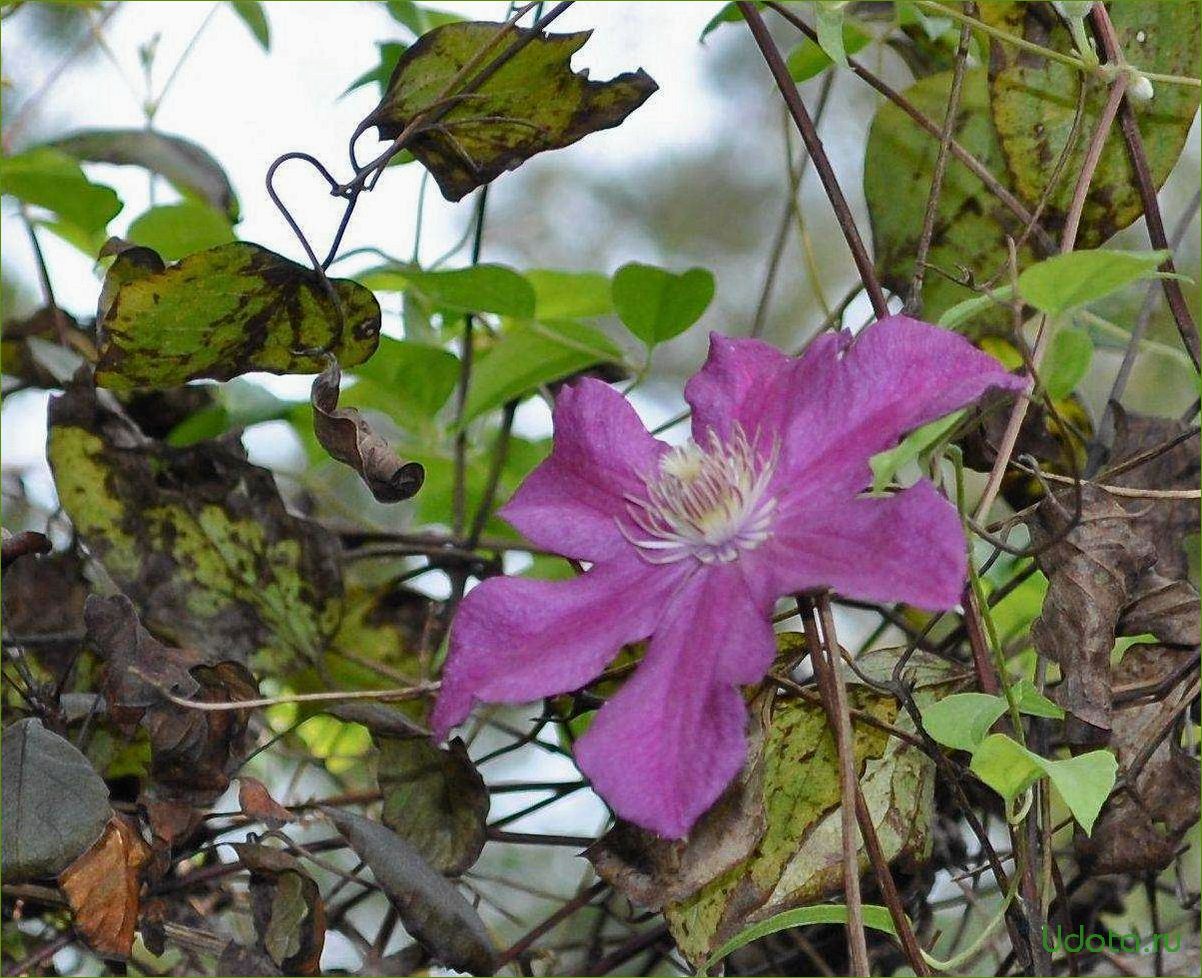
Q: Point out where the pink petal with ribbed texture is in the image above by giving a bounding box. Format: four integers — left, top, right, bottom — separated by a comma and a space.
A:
500, 378, 666, 562
574, 563, 774, 838
780, 316, 1028, 495
431, 554, 688, 739
684, 333, 794, 446
766, 480, 968, 610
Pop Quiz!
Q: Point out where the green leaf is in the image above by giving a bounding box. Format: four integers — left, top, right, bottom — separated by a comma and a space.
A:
982, 1, 1198, 248
921, 692, 1008, 752
706, 904, 899, 971
94, 241, 381, 391
385, 0, 463, 34
46, 128, 239, 219
167, 381, 294, 447
1039, 749, 1117, 836
969, 733, 1043, 807
228, 0, 270, 50
0, 148, 122, 234
1011, 679, 1065, 720
787, 19, 871, 82
377, 735, 488, 876
48, 381, 343, 671
344, 41, 407, 97
2, 718, 112, 882
363, 21, 658, 201
1017, 249, 1170, 318
463, 319, 623, 423
346, 336, 460, 422
869, 409, 964, 492
126, 201, 235, 260
814, 1, 851, 68
969, 734, 1117, 834
360, 263, 535, 318
937, 285, 1013, 332
612, 262, 714, 348
1041, 326, 1093, 399
866, 70, 1032, 334
699, 1, 760, 40
526, 269, 613, 319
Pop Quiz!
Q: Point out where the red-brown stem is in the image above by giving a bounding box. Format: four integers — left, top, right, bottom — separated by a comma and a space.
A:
803, 596, 871, 976
739, 2, 890, 319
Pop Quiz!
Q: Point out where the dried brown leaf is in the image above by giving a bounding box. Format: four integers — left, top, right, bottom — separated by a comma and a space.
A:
58, 815, 151, 959
238, 777, 294, 827
311, 355, 424, 503
232, 843, 326, 977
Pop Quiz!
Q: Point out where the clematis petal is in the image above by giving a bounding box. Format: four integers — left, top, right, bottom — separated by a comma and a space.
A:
768, 479, 968, 611
684, 333, 795, 445
431, 554, 688, 739
500, 378, 665, 562
783, 315, 1028, 493
574, 563, 774, 838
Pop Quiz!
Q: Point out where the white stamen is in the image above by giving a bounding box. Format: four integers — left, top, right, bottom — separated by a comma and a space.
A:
620, 424, 779, 565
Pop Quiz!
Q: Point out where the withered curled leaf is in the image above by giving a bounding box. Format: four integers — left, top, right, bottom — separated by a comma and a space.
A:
364, 21, 657, 201
311, 355, 424, 503
231, 843, 326, 977
59, 815, 151, 959
238, 777, 295, 828
1075, 643, 1200, 875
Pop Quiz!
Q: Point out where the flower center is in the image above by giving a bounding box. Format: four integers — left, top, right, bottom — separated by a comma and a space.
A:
622, 424, 779, 565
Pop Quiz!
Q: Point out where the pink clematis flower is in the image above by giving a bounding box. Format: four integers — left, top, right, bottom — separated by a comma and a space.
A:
432, 316, 1027, 838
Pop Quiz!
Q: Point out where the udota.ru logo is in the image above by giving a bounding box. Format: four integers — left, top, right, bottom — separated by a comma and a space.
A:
1041, 925, 1181, 954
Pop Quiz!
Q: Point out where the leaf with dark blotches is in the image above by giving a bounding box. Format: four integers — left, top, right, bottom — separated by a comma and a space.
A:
1108, 406, 1201, 581
311, 355, 424, 502
1075, 642, 1200, 875
321, 807, 497, 975
94, 241, 381, 392
377, 735, 488, 876
48, 380, 343, 671
981, 1, 1199, 247
232, 844, 325, 977
46, 128, 240, 219
865, 70, 1036, 332
58, 815, 151, 959
1, 549, 89, 681
364, 21, 657, 201
1, 719, 112, 882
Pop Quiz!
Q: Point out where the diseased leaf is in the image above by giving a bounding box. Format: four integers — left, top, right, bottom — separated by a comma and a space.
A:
48, 381, 343, 671
326, 583, 432, 707
360, 263, 535, 318
311, 355, 425, 502
126, 201, 235, 260
1, 718, 111, 882
377, 735, 488, 876
866, 70, 1034, 332
982, 0, 1199, 247
94, 241, 381, 392
463, 319, 623, 423
47, 128, 239, 218
364, 21, 657, 201
1018, 249, 1170, 318
0, 549, 88, 681
58, 815, 151, 959
612, 263, 715, 348
232, 844, 325, 976
321, 807, 497, 975
665, 676, 936, 968
229, 0, 270, 50
0, 148, 122, 234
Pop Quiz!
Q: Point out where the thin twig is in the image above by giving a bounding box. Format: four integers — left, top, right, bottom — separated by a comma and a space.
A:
165, 681, 439, 712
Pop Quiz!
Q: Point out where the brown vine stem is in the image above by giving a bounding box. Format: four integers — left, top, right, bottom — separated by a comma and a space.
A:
1091, 3, 1201, 371
739, 1, 889, 320
764, 1, 1058, 257
801, 596, 870, 976
496, 880, 607, 968
973, 72, 1129, 524
907, 6, 973, 313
